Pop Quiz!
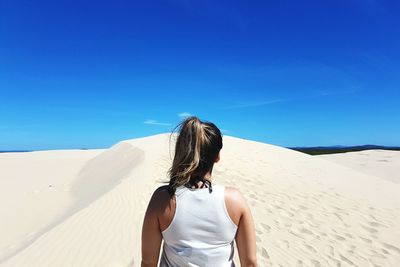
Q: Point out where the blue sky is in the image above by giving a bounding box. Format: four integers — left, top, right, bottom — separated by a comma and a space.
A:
1, 0, 399, 150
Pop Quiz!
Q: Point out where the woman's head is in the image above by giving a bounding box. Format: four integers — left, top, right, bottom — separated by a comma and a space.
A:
168, 116, 223, 195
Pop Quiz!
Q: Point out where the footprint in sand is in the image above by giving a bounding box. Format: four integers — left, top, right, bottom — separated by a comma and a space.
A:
274, 220, 282, 228
279, 240, 290, 249
344, 232, 354, 239
333, 213, 343, 222
325, 245, 335, 256
381, 248, 389, 255
296, 259, 304, 266
279, 210, 294, 218
284, 221, 293, 228
289, 228, 313, 239
346, 244, 356, 255
382, 242, 400, 254
249, 193, 258, 200
308, 259, 321, 267
371, 250, 386, 259
303, 242, 318, 253
261, 247, 269, 259
360, 224, 379, 234
368, 221, 387, 228
359, 236, 372, 244
260, 223, 271, 233
339, 254, 354, 265
264, 208, 273, 214
298, 227, 314, 236
333, 234, 346, 241
297, 204, 308, 211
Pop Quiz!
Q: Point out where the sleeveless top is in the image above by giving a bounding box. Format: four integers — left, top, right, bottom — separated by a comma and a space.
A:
159, 184, 238, 267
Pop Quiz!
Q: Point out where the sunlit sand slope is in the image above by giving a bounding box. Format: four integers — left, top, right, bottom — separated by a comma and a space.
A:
1, 134, 399, 266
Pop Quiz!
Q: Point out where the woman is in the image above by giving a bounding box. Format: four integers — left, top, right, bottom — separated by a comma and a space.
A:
141, 116, 258, 267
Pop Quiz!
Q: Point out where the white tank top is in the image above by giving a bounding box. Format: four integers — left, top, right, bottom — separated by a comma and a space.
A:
159, 184, 238, 267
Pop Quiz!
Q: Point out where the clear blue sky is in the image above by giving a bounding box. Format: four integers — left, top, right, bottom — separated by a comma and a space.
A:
1, 0, 399, 150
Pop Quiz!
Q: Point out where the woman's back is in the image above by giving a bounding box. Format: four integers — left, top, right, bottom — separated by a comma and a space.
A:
141, 116, 258, 267
160, 184, 237, 266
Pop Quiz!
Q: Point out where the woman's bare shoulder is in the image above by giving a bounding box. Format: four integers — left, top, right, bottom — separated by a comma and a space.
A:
225, 186, 246, 202
147, 185, 171, 212
223, 186, 248, 226
224, 186, 247, 210
154, 185, 170, 194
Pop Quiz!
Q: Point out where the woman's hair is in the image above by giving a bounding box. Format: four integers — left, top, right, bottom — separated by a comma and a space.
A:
168, 116, 223, 196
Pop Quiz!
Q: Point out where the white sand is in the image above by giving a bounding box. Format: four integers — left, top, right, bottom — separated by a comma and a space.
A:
318, 150, 400, 183
0, 134, 399, 266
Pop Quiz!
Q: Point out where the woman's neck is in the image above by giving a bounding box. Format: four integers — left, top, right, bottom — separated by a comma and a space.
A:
203, 172, 212, 181
186, 172, 213, 189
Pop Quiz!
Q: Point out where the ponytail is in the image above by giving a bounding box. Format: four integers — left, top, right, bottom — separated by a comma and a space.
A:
168, 116, 222, 196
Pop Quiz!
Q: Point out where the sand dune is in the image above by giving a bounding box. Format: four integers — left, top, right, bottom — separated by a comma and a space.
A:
0, 142, 143, 264
1, 134, 399, 266
318, 150, 400, 184
0, 149, 104, 261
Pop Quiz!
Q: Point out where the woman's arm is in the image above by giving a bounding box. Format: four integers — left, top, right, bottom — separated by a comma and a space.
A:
141, 190, 163, 267
226, 188, 258, 267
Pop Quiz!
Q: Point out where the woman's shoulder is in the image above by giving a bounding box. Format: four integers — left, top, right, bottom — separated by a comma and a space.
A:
146, 185, 171, 212
224, 186, 247, 209
151, 185, 171, 200
154, 185, 170, 193
223, 186, 248, 226
224, 186, 244, 199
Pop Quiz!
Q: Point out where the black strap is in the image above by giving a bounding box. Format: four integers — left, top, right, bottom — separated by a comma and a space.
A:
186, 176, 213, 193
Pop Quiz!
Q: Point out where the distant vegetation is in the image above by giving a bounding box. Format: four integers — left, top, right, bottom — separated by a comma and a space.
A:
289, 145, 400, 155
